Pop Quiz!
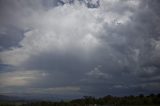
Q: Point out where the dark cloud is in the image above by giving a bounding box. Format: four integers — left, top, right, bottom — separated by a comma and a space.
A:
0, 27, 24, 51
0, 0, 160, 99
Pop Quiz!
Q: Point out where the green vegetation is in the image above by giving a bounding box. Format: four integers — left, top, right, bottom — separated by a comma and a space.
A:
0, 93, 159, 106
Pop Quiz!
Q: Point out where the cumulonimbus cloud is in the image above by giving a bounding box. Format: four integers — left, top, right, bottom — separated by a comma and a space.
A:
0, 0, 160, 97
0, 0, 139, 66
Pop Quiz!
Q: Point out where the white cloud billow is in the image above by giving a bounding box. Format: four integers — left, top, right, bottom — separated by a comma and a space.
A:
0, 0, 140, 66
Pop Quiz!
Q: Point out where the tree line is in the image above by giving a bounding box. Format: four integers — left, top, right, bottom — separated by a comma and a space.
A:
0, 93, 160, 106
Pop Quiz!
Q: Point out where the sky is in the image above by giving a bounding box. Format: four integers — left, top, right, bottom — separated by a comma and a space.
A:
0, 0, 160, 100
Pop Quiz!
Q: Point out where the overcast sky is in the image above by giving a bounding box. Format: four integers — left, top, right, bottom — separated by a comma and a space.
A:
0, 0, 160, 99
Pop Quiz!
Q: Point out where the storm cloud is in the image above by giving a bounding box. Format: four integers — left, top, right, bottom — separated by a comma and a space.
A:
0, 0, 160, 99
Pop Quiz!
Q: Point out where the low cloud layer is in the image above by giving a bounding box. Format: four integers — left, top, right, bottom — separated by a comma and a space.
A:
0, 0, 160, 99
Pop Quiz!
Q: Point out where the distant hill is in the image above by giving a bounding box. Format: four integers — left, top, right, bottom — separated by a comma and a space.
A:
0, 95, 22, 101
0, 94, 59, 102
